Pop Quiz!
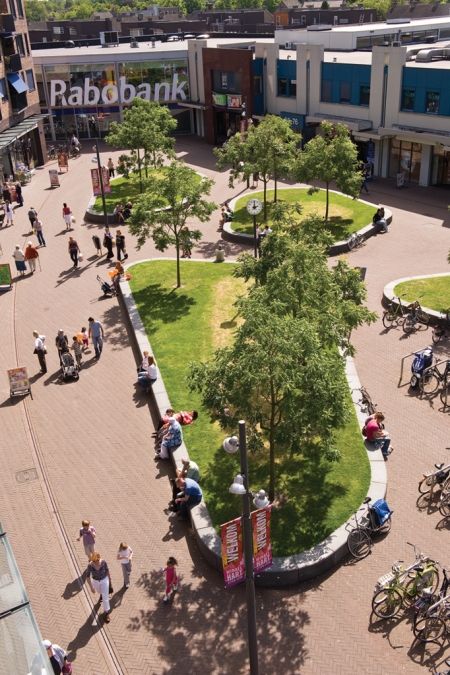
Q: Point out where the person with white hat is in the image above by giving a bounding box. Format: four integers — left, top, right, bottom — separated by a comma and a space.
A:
42, 640, 69, 675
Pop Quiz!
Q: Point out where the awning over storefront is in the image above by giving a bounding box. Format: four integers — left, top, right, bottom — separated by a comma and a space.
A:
178, 101, 205, 110
0, 113, 48, 153
306, 113, 373, 132
379, 125, 450, 146
7, 73, 28, 94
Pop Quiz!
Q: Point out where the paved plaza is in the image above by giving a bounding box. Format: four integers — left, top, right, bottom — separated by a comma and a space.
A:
1, 136, 450, 675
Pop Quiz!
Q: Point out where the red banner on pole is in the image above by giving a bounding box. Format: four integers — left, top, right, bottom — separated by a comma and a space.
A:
91, 168, 101, 196
102, 167, 111, 194
57, 152, 68, 171
251, 506, 272, 573
221, 517, 245, 588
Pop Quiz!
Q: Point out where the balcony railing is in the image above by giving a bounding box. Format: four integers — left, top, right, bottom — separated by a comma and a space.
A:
5, 53, 21, 72
11, 90, 27, 112
0, 13, 14, 31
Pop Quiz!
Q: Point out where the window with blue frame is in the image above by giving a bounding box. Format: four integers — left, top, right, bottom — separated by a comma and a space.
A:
321, 62, 371, 106
360, 85, 370, 106
426, 91, 440, 114
278, 78, 287, 96
0, 77, 8, 102
277, 58, 297, 98
289, 79, 297, 97
401, 66, 450, 116
340, 82, 351, 103
402, 89, 415, 111
321, 80, 332, 101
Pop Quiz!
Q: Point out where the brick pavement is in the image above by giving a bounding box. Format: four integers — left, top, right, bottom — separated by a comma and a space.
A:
0, 136, 449, 674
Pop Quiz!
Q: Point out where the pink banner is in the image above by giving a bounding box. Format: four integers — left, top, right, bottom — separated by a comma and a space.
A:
102, 167, 111, 194
221, 517, 245, 588
91, 168, 101, 196
251, 506, 272, 573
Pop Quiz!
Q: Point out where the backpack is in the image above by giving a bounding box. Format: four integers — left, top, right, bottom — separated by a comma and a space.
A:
371, 499, 393, 527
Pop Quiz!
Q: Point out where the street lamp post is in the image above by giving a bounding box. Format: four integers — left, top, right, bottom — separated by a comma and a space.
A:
94, 140, 109, 228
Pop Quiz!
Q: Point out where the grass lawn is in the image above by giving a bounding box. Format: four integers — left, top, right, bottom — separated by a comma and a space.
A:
92, 168, 201, 213
129, 260, 370, 557
394, 276, 450, 313
232, 188, 375, 240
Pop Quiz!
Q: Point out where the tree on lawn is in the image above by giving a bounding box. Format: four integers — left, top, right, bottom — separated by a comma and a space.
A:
105, 98, 177, 193
128, 161, 216, 288
214, 115, 300, 221
295, 121, 362, 222
189, 206, 376, 501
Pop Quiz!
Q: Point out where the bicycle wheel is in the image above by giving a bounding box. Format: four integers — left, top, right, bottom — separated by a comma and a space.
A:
420, 372, 440, 395
418, 310, 430, 325
433, 328, 444, 344
348, 236, 356, 251
413, 616, 446, 642
440, 385, 450, 408
347, 528, 372, 559
407, 568, 440, 597
403, 315, 415, 334
372, 588, 403, 618
383, 311, 397, 329
440, 494, 450, 517
419, 475, 434, 494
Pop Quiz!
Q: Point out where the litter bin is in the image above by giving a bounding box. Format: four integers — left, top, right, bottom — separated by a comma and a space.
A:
92, 235, 102, 255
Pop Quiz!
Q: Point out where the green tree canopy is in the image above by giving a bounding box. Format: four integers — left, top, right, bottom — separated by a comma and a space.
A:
106, 98, 177, 193
295, 121, 362, 221
128, 161, 216, 287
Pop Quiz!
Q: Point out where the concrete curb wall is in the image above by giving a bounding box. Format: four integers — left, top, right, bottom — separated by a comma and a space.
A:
121, 258, 387, 586
383, 273, 450, 326
222, 187, 392, 256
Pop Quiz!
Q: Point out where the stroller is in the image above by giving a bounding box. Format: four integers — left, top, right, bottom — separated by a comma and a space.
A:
410, 347, 434, 388
97, 274, 117, 297
60, 350, 79, 381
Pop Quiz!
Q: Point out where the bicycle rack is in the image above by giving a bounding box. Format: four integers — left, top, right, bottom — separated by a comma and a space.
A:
399, 346, 432, 387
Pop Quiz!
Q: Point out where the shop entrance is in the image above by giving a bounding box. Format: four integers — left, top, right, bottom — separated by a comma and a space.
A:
431, 147, 450, 187
215, 110, 243, 145
388, 139, 422, 183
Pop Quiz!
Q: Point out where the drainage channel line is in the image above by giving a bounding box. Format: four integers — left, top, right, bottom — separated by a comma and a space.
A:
11, 270, 125, 675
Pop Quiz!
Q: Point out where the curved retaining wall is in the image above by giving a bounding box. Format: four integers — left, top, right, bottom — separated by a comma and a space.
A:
222, 188, 392, 255
121, 258, 387, 587
383, 273, 450, 326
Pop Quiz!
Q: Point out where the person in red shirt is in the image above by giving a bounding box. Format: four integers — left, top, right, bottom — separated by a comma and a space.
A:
24, 241, 39, 274
366, 412, 392, 459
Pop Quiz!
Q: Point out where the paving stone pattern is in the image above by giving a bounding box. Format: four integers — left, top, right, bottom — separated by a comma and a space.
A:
0, 137, 449, 675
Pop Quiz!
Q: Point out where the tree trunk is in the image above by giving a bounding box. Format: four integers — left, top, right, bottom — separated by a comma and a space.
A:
137, 148, 143, 194
325, 181, 329, 222
263, 177, 268, 221
268, 381, 276, 502
175, 233, 181, 288
274, 164, 277, 204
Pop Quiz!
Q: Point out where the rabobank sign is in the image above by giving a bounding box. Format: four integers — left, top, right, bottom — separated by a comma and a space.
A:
50, 74, 188, 107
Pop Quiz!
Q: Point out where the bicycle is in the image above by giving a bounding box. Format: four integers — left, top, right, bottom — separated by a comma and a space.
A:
346, 232, 365, 251
382, 293, 408, 329
372, 543, 439, 619
413, 563, 450, 627
412, 592, 450, 642
418, 451, 450, 496
347, 497, 392, 560
47, 145, 56, 160
403, 297, 430, 334
353, 386, 376, 416
436, 658, 450, 675
432, 308, 450, 344
419, 359, 450, 395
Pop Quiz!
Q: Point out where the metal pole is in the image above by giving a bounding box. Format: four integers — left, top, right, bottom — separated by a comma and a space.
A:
253, 214, 257, 259
95, 140, 108, 228
238, 420, 259, 675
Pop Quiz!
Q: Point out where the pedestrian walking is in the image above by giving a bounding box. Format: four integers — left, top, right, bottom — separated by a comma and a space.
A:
160, 556, 178, 602
28, 206, 38, 229
87, 551, 112, 623
116, 229, 128, 261
88, 316, 104, 359
62, 203, 72, 230
107, 158, 115, 178
34, 218, 46, 247
3, 182, 10, 202
42, 640, 70, 675
117, 542, 133, 588
32, 331, 47, 374
15, 182, 23, 206
360, 167, 370, 195
4, 200, 14, 226
12, 245, 26, 275
103, 227, 114, 260
70, 335, 83, 367
181, 226, 192, 258
68, 237, 80, 267
76, 519, 96, 558
80, 326, 89, 350
55, 329, 69, 365
24, 241, 39, 273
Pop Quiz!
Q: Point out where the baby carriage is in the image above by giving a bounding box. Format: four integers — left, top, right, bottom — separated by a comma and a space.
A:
97, 274, 117, 297
60, 350, 79, 381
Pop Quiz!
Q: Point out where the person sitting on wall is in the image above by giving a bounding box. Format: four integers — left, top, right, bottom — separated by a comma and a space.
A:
373, 206, 389, 233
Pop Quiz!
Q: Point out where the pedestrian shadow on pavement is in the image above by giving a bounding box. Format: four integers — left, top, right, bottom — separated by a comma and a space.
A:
62, 571, 87, 600
66, 605, 102, 663
110, 586, 127, 611
130, 566, 309, 674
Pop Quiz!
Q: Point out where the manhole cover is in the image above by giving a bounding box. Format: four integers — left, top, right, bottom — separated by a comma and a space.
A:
15, 468, 38, 483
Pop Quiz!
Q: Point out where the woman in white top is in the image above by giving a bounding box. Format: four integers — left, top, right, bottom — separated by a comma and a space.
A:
117, 542, 133, 588
137, 355, 157, 393
12, 245, 26, 275
4, 199, 14, 225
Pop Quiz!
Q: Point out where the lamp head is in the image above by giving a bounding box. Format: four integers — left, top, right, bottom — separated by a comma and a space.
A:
223, 436, 239, 454
253, 490, 269, 509
229, 474, 247, 495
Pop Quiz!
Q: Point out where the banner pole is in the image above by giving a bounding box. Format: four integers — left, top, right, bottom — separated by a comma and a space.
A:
96, 140, 109, 228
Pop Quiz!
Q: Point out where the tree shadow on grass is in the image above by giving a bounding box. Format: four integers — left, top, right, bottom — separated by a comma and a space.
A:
132, 283, 196, 333
201, 440, 347, 559
130, 566, 309, 675
325, 216, 354, 241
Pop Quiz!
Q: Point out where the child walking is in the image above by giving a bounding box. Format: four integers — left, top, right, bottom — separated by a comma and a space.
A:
81, 327, 89, 350
76, 519, 96, 558
117, 542, 133, 588
71, 335, 83, 367
162, 556, 178, 602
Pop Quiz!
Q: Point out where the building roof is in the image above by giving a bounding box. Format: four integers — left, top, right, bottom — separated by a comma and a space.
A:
89, 11, 114, 19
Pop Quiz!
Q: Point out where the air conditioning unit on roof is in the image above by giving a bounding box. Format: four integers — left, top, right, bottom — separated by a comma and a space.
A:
392, 40, 401, 46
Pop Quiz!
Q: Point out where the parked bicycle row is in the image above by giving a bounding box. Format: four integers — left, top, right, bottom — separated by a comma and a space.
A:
418, 451, 450, 517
